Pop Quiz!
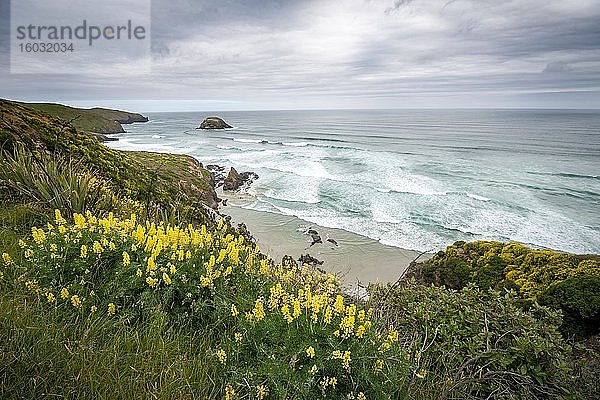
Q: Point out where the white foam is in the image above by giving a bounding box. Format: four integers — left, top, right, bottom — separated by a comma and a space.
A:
233, 138, 263, 143
282, 142, 309, 147
466, 193, 491, 202
151, 135, 163, 139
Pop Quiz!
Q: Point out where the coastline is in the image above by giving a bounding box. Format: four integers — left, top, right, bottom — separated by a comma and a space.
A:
220, 192, 430, 293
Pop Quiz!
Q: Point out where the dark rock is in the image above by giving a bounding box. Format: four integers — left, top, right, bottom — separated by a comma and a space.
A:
197, 116, 232, 129
116, 114, 149, 124
298, 254, 324, 266
92, 133, 119, 143
223, 167, 258, 191
205, 164, 228, 188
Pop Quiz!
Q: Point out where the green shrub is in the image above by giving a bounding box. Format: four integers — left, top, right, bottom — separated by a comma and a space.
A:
369, 281, 575, 399
539, 276, 600, 339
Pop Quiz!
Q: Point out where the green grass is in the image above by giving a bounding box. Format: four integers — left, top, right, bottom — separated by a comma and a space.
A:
0, 99, 218, 218
0, 290, 220, 400
18, 102, 146, 134
0, 98, 596, 399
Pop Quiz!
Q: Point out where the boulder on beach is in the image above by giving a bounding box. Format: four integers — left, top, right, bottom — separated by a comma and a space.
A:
298, 254, 325, 266
223, 167, 258, 191
197, 116, 232, 129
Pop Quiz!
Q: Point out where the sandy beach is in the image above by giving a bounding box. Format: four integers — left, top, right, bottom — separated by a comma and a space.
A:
220, 191, 430, 293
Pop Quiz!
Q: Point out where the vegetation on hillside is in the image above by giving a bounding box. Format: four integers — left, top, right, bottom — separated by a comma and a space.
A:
0, 101, 597, 399
0, 99, 218, 217
20, 101, 147, 134
408, 240, 600, 339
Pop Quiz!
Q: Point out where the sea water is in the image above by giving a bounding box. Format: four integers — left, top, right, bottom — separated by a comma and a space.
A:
107, 109, 600, 254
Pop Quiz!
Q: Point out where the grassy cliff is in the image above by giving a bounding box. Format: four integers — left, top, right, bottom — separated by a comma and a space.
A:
0, 99, 218, 214
18, 101, 148, 134
0, 100, 595, 399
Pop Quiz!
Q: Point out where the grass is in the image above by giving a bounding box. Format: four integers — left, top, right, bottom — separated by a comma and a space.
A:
0, 99, 595, 399
18, 101, 146, 134
0, 290, 220, 400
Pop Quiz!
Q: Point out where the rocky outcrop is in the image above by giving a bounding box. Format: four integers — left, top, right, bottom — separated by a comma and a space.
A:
206, 164, 227, 188
298, 254, 324, 266
197, 117, 232, 129
115, 114, 149, 124
223, 167, 258, 191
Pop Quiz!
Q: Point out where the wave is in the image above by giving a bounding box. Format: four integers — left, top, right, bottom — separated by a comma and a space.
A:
233, 138, 264, 144
465, 193, 491, 202
527, 171, 599, 180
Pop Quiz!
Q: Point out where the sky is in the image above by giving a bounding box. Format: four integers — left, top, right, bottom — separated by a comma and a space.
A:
1, 0, 600, 111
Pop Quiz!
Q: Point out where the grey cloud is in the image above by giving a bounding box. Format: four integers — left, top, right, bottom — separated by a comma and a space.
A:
1, 0, 599, 109
543, 61, 574, 73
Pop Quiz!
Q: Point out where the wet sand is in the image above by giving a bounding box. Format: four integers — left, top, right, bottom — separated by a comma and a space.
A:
220, 194, 430, 293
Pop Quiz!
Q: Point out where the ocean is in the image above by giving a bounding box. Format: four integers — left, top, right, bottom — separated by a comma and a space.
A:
107, 109, 600, 254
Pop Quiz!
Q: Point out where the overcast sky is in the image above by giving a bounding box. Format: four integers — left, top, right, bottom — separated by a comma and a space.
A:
1, 0, 599, 111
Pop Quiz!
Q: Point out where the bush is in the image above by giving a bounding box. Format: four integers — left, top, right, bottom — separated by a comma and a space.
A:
539, 276, 600, 339
3, 210, 419, 399
369, 281, 575, 399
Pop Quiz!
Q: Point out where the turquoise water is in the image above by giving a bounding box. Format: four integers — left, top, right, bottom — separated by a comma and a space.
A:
108, 109, 600, 253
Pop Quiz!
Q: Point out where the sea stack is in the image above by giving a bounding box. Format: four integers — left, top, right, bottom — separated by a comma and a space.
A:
223, 167, 258, 191
197, 116, 232, 129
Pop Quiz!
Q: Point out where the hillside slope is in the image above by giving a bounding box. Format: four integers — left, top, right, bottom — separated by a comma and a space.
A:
17, 101, 148, 134
0, 99, 218, 212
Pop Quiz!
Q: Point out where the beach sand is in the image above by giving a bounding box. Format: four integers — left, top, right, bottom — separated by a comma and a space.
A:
220, 193, 430, 294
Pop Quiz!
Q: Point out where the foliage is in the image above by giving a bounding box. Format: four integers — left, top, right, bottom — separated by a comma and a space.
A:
0, 99, 217, 219
0, 290, 220, 399
21, 101, 145, 134
414, 240, 600, 337
0, 144, 136, 215
539, 276, 600, 338
369, 281, 575, 399
3, 210, 417, 399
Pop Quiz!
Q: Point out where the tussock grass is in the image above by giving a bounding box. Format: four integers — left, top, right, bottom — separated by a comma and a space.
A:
0, 290, 219, 400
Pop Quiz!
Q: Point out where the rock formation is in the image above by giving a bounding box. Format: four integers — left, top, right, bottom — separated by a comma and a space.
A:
197, 117, 232, 129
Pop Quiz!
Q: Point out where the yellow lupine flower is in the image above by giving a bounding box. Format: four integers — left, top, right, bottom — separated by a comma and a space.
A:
234, 332, 243, 342
415, 369, 427, 379
60, 287, 69, 299
71, 295, 82, 308
162, 272, 172, 285
92, 241, 103, 254
216, 348, 227, 364
123, 251, 131, 266
374, 359, 384, 373
146, 276, 158, 287
2, 253, 12, 265
334, 295, 345, 314
231, 304, 239, 317
252, 299, 265, 321
357, 392, 367, 400
225, 385, 235, 400
80, 245, 88, 258
256, 385, 268, 400
73, 213, 86, 229
90, 305, 97, 313
306, 346, 315, 358
31, 227, 46, 244
169, 264, 177, 274
107, 303, 116, 315
47, 292, 56, 303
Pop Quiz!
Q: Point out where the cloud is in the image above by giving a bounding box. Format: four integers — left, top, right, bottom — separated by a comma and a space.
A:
1, 0, 599, 109
543, 61, 574, 73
